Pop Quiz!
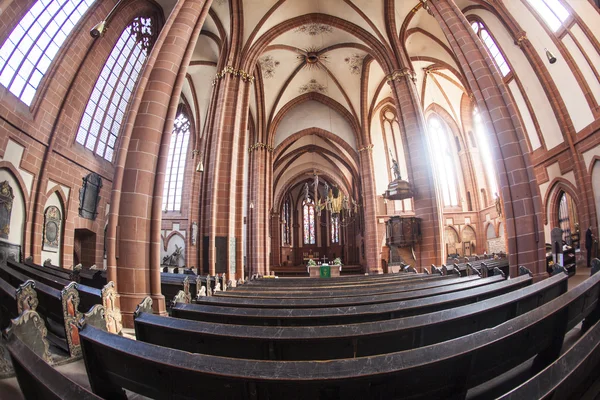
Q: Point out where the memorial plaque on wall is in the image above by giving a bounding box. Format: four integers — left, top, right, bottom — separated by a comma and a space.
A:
0, 241, 21, 266
43, 206, 61, 252
0, 180, 14, 239
79, 173, 102, 220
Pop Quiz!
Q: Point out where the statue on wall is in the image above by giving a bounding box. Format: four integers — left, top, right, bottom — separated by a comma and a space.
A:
0, 180, 14, 239
162, 244, 184, 266
495, 192, 502, 217
43, 206, 61, 252
389, 150, 401, 181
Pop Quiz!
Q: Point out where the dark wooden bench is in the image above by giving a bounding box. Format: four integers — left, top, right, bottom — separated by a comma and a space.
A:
24, 258, 109, 290
78, 267, 107, 289
197, 275, 475, 308
172, 275, 527, 326
135, 273, 566, 360
161, 272, 228, 301
79, 270, 600, 400
497, 317, 600, 400
6, 332, 102, 400
24, 259, 77, 281
227, 273, 436, 293
244, 271, 428, 288
0, 276, 39, 331
217, 274, 451, 298
0, 264, 90, 356
2, 262, 101, 314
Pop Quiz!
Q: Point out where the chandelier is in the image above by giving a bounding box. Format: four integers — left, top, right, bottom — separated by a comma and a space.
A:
303, 172, 359, 227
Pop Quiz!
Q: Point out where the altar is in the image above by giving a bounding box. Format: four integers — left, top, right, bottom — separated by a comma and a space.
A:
308, 264, 341, 278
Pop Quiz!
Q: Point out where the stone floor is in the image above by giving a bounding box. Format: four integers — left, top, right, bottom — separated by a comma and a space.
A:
0, 267, 596, 399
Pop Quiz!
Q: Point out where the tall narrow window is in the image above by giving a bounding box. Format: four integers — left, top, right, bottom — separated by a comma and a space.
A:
76, 16, 155, 162
331, 215, 339, 244
282, 197, 291, 245
303, 198, 316, 245
162, 111, 191, 212
471, 20, 511, 77
525, 0, 569, 32
427, 116, 459, 207
0, 0, 96, 105
473, 108, 498, 195
558, 191, 578, 245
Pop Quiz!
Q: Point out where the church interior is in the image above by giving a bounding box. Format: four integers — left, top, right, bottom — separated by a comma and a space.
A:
1, 0, 600, 398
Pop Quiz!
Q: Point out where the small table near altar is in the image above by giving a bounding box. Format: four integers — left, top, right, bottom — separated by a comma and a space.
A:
308, 264, 341, 278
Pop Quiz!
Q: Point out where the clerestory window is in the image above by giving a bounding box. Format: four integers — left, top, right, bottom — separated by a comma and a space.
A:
75, 16, 155, 162
0, 0, 96, 105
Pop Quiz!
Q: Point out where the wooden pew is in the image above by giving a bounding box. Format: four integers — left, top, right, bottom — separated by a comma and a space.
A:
497, 318, 600, 400
24, 259, 78, 282
196, 275, 476, 308
172, 275, 528, 326
78, 266, 107, 289
0, 277, 39, 330
1, 262, 101, 313
226, 272, 436, 293
6, 331, 102, 400
244, 271, 428, 287
79, 270, 600, 400
216, 274, 450, 298
135, 273, 566, 360
0, 264, 85, 356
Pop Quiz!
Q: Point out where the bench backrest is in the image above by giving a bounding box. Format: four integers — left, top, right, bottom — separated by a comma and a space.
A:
79, 271, 600, 400
7, 333, 101, 400
199, 275, 476, 308
172, 275, 525, 326
135, 273, 566, 360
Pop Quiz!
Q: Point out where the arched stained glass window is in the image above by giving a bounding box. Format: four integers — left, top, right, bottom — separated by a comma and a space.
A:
76, 16, 155, 162
427, 116, 459, 207
0, 0, 96, 105
282, 197, 291, 245
162, 111, 191, 212
303, 198, 316, 245
331, 214, 339, 244
471, 20, 511, 78
525, 0, 569, 32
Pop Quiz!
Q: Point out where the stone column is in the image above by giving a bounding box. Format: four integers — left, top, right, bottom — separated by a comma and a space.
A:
114, 0, 212, 326
358, 146, 382, 274
428, 0, 546, 277
271, 212, 281, 268
202, 72, 252, 279
248, 147, 269, 275
388, 70, 443, 270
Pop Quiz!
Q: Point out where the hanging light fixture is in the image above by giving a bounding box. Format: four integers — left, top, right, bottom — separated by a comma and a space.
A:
545, 48, 557, 64
90, 0, 129, 38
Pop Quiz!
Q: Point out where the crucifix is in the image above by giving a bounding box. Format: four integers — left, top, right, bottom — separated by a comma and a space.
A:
321, 255, 329, 264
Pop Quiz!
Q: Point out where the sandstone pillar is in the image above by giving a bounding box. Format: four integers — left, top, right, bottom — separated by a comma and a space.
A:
359, 146, 383, 273
111, 0, 212, 326
388, 71, 443, 269
428, 0, 546, 277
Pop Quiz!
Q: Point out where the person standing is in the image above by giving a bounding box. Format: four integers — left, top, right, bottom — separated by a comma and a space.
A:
586, 226, 595, 268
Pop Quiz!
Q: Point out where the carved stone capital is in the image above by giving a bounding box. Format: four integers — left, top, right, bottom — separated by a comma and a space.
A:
386, 68, 417, 84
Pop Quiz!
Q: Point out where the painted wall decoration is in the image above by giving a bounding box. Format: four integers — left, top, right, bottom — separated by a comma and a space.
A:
299, 79, 327, 94
0, 181, 14, 239
43, 206, 61, 252
344, 54, 365, 75
79, 173, 102, 220
258, 55, 280, 79
294, 23, 332, 36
